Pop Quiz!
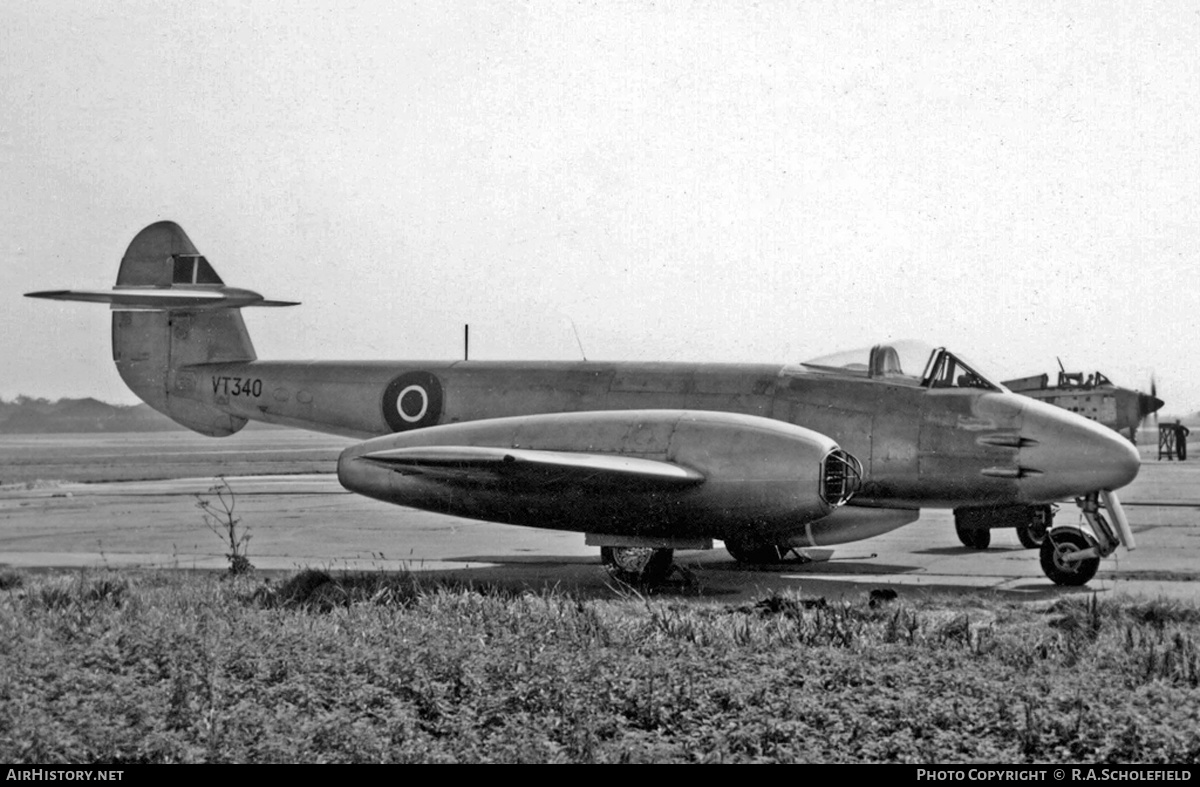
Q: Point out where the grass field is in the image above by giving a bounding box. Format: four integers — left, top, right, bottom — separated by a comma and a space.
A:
2, 567, 1198, 763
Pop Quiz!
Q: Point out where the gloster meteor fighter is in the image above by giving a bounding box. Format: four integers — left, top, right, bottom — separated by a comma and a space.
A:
27, 222, 1142, 586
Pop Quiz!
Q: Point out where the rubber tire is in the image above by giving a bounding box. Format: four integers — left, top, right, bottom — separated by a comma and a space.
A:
601, 546, 674, 585
1017, 521, 1047, 549
1040, 530, 1100, 587
724, 540, 786, 564
955, 521, 991, 550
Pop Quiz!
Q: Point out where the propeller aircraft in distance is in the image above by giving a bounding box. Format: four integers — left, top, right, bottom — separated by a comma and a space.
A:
27, 222, 1142, 587
1002, 363, 1164, 445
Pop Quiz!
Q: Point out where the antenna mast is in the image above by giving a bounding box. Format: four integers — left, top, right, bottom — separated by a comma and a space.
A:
569, 318, 588, 361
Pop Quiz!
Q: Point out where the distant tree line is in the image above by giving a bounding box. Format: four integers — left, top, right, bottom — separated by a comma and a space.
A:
0, 395, 182, 434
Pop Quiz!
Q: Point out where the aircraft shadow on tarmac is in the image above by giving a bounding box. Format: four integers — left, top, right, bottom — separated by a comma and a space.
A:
451, 554, 598, 566
910, 545, 1033, 556
418, 553, 1077, 602
450, 553, 917, 575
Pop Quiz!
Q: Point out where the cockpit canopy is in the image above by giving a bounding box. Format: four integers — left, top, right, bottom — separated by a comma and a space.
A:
801, 340, 1005, 392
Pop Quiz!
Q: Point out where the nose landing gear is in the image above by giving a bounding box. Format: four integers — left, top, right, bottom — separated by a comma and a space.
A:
1040, 491, 1134, 586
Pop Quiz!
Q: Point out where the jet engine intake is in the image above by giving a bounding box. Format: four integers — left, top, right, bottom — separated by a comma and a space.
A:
821, 448, 863, 507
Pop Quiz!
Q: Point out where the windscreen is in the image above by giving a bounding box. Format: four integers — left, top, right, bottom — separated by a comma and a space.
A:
921, 348, 1005, 391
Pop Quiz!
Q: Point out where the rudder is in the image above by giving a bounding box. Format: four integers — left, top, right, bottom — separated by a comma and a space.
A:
116, 220, 225, 288
112, 310, 255, 437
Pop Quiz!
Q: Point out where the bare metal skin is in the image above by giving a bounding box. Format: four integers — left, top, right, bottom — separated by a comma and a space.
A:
27, 222, 1140, 585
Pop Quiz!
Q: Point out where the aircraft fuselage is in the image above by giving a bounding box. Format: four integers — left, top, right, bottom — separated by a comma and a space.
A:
181, 358, 1137, 512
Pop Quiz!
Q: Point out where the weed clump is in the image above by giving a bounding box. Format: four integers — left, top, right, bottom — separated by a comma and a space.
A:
23, 572, 131, 612
1125, 597, 1200, 627
195, 477, 252, 576
751, 592, 827, 617
264, 568, 339, 610
253, 568, 499, 611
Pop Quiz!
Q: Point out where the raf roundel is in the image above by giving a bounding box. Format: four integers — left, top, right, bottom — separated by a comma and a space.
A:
382, 371, 444, 432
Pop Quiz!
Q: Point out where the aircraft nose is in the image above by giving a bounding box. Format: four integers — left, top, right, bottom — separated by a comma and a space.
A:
1017, 399, 1141, 500
1140, 392, 1165, 418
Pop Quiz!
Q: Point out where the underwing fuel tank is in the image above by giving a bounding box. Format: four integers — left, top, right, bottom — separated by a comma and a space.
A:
337, 410, 862, 542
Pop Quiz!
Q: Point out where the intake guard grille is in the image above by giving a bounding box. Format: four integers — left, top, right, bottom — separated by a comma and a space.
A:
821, 449, 863, 507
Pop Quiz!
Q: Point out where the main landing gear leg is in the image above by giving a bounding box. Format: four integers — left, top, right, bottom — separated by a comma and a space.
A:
589, 535, 711, 586
601, 546, 675, 585
954, 505, 1054, 550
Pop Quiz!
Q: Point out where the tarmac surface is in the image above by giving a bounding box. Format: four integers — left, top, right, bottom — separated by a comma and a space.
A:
1, 435, 1198, 603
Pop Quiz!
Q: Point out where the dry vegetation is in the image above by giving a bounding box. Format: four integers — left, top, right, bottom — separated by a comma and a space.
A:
2, 567, 1199, 763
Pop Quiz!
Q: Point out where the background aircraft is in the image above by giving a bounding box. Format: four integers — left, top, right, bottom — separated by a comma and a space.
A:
27, 222, 1142, 587
1002, 363, 1164, 444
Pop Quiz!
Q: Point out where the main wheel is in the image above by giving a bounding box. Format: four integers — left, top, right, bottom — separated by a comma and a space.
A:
1040, 530, 1100, 586
1016, 523, 1044, 549
1017, 505, 1053, 549
724, 540, 786, 564
600, 546, 674, 585
955, 520, 991, 549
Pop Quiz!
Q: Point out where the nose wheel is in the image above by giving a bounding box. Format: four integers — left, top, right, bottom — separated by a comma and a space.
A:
1039, 530, 1100, 586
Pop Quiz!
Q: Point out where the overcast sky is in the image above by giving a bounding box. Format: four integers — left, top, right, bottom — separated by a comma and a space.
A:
3, 1, 1198, 414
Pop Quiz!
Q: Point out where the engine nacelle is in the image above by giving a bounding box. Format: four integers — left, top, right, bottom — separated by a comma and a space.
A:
337, 409, 860, 542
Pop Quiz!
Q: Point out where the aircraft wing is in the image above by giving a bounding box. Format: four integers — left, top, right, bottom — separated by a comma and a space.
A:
358, 445, 705, 490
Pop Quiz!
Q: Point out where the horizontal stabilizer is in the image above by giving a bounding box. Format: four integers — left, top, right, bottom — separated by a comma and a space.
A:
359, 445, 705, 488
25, 287, 299, 311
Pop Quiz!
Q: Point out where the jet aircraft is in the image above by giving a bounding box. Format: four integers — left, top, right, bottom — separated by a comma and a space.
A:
27, 222, 1142, 587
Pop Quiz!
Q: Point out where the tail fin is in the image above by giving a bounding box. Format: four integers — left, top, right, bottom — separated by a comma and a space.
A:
26, 221, 298, 436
